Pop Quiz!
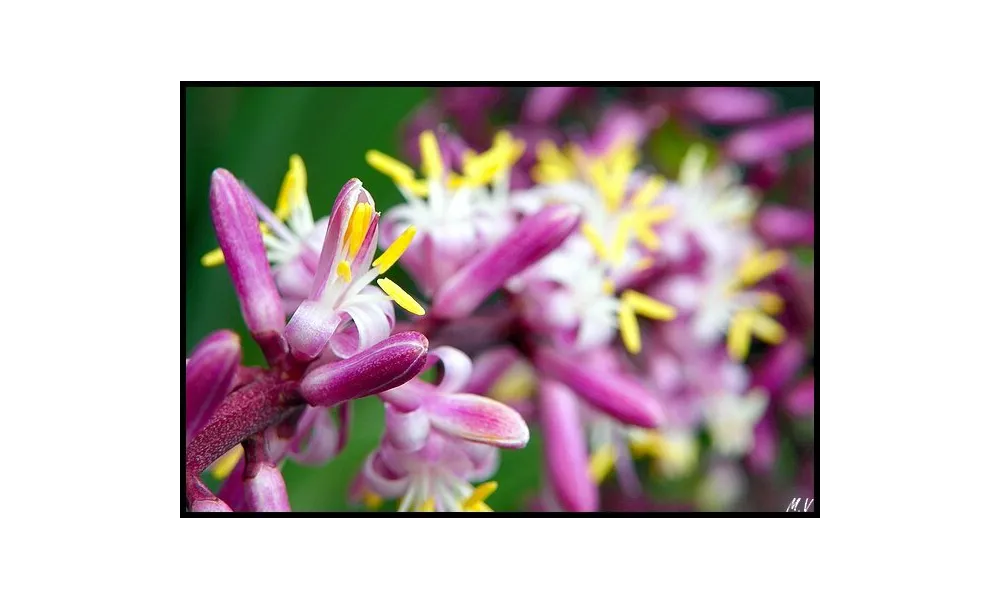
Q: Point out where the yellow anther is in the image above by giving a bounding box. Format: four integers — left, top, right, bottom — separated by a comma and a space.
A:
537, 140, 574, 172
462, 481, 498, 511
419, 131, 444, 179
201, 247, 225, 267
275, 154, 307, 222
634, 256, 656, 271
639, 205, 675, 226
750, 311, 786, 345
344, 202, 373, 258
373, 226, 416, 274
631, 176, 666, 209
628, 432, 669, 460
738, 250, 787, 286
581, 223, 610, 261
634, 224, 662, 251
365, 150, 415, 182
622, 290, 677, 321
610, 217, 632, 264
209, 445, 243, 480
531, 162, 574, 184
589, 444, 617, 483
728, 309, 755, 361
490, 363, 537, 402
618, 301, 642, 354
399, 178, 429, 197
377, 278, 425, 316
758, 291, 785, 315
417, 497, 435, 512
336, 260, 353, 282
363, 491, 383, 510
602, 279, 616, 295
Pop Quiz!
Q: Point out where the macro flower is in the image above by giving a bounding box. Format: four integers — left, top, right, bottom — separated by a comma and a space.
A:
284, 177, 425, 361
366, 130, 524, 296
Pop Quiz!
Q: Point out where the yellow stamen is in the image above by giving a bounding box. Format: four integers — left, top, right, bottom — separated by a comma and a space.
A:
462, 481, 498, 511
399, 178, 429, 197
610, 217, 632, 264
336, 260, 352, 282
536, 140, 575, 173
581, 223, 610, 261
209, 445, 243, 480
589, 444, 617, 483
363, 491, 383, 510
629, 432, 669, 460
631, 176, 666, 209
618, 301, 641, 354
622, 290, 677, 321
531, 162, 574, 184
377, 278, 425, 316
490, 363, 537, 402
417, 497, 435, 512
728, 309, 755, 360
639, 205, 675, 225
602, 279, 616, 295
758, 291, 785, 315
365, 150, 415, 182
373, 226, 417, 274
738, 250, 787, 286
344, 202, 372, 258
634, 224, 661, 251
419, 131, 444, 179
634, 256, 655, 271
750, 312, 786, 345
275, 154, 307, 222
201, 247, 225, 267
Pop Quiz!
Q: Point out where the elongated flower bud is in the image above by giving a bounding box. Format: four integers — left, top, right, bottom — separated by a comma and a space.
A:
187, 474, 233, 513
186, 330, 241, 444
243, 435, 290, 512
535, 347, 664, 428
751, 339, 806, 398
299, 332, 429, 407
755, 205, 815, 247
539, 380, 597, 512
725, 111, 814, 163
433, 204, 581, 319
683, 87, 775, 125
522, 87, 578, 124
210, 169, 287, 360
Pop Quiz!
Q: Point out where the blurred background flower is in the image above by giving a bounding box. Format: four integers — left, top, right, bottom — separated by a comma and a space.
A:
185, 86, 815, 512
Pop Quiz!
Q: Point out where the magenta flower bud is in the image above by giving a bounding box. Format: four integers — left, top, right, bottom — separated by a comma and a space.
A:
210, 169, 287, 357
751, 339, 806, 398
299, 332, 429, 407
424, 391, 530, 449
433, 204, 581, 319
242, 435, 290, 512
539, 380, 598, 512
683, 87, 775, 124
522, 87, 579, 124
186, 330, 241, 444
535, 347, 664, 428
785, 375, 814, 417
755, 205, 815, 247
725, 111, 815, 164
585, 103, 666, 155
187, 474, 233, 513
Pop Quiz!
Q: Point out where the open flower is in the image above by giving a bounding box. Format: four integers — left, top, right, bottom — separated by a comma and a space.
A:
366, 130, 524, 295
284, 178, 424, 360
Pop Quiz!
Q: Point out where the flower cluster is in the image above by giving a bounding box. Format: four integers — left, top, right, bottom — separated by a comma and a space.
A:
186, 86, 814, 512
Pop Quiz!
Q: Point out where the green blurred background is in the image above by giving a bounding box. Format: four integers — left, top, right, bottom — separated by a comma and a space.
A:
185, 87, 547, 511
185, 86, 814, 511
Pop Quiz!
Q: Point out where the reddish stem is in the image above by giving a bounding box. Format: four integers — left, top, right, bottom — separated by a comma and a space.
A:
186, 372, 302, 474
